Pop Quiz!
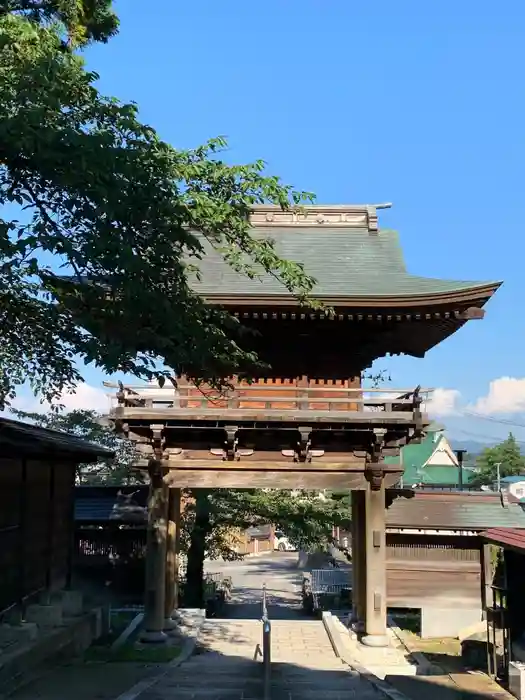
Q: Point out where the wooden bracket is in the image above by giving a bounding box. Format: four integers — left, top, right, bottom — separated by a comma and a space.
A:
296, 426, 312, 462
370, 428, 387, 463
365, 468, 385, 491
210, 427, 253, 461
149, 423, 165, 460
224, 425, 239, 461
365, 428, 387, 491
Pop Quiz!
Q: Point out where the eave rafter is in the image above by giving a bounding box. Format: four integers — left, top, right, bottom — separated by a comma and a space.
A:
231, 307, 487, 323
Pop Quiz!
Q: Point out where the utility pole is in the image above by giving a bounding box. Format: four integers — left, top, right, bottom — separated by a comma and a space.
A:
455, 449, 467, 491
496, 462, 502, 491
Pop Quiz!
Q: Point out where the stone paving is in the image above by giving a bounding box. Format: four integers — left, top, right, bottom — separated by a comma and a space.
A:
137, 618, 386, 699
331, 613, 419, 679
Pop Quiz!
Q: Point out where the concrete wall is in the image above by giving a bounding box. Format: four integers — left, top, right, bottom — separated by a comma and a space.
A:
421, 605, 482, 639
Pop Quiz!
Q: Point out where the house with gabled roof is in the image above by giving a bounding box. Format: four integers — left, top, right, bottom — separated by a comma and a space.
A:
384, 423, 474, 488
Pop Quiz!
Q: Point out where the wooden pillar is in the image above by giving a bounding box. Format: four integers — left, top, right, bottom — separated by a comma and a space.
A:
362, 476, 389, 647
480, 542, 493, 619
164, 487, 181, 628
42, 462, 56, 604
351, 490, 366, 630
140, 425, 169, 642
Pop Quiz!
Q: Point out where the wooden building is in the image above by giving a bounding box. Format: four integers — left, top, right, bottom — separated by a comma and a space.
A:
480, 528, 525, 685
0, 416, 112, 619
385, 490, 525, 637
384, 424, 475, 488
108, 203, 500, 645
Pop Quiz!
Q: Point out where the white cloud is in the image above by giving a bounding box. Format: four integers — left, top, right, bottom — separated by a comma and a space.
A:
427, 388, 461, 417
13, 383, 110, 415
470, 377, 525, 415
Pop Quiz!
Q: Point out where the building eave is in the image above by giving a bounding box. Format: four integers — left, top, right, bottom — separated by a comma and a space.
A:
200, 282, 502, 309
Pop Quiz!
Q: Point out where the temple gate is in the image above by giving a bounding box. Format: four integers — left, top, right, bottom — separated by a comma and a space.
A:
108, 203, 500, 647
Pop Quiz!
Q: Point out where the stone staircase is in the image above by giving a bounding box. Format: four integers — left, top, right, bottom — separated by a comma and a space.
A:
138, 619, 384, 700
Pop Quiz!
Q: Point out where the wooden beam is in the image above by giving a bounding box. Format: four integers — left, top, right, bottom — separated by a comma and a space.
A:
162, 449, 402, 461
163, 469, 403, 490
164, 460, 368, 472
112, 406, 422, 424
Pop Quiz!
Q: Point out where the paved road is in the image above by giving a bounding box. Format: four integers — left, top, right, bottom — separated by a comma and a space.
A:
205, 551, 305, 619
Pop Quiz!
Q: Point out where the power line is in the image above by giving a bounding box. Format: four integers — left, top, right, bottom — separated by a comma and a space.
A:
461, 410, 525, 430
451, 426, 525, 446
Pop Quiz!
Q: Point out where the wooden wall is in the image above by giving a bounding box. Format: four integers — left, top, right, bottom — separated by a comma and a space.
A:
182, 376, 362, 411
0, 458, 75, 616
386, 533, 481, 608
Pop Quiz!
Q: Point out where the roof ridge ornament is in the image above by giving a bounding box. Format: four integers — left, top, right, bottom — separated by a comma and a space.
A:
249, 203, 392, 231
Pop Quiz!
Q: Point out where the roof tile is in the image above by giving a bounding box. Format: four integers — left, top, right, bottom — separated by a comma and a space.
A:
190, 227, 498, 298
387, 492, 525, 530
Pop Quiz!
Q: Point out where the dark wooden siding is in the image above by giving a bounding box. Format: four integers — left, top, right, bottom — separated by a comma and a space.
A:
0, 458, 75, 616
0, 459, 23, 615
386, 533, 481, 608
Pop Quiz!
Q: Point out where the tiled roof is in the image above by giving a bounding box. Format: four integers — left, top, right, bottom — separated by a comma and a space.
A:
0, 416, 113, 460
75, 486, 148, 522
402, 464, 473, 486
189, 227, 498, 299
386, 491, 525, 531
385, 431, 468, 486
481, 528, 525, 552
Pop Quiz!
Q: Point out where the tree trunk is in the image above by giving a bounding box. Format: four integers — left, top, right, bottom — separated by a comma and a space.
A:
185, 490, 211, 608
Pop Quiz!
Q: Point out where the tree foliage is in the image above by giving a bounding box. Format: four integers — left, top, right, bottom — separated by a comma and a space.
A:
12, 406, 349, 605
473, 433, 525, 486
0, 0, 317, 408
183, 488, 349, 606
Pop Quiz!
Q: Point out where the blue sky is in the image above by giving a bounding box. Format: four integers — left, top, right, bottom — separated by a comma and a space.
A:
14, 1, 525, 443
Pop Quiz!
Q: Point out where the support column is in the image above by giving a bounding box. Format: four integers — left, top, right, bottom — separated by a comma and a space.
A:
140, 424, 169, 643
351, 490, 366, 631
480, 542, 492, 619
362, 476, 388, 647
164, 487, 181, 629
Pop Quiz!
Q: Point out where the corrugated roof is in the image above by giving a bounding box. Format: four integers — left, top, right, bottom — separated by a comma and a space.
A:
246, 524, 272, 538
189, 227, 498, 299
75, 486, 148, 522
386, 491, 525, 531
0, 416, 113, 460
481, 528, 525, 551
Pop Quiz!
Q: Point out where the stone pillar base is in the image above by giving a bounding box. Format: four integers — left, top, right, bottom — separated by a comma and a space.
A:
60, 589, 84, 616
351, 619, 365, 634
361, 633, 390, 648
163, 617, 178, 631
25, 603, 63, 628
139, 629, 168, 644
0, 622, 38, 644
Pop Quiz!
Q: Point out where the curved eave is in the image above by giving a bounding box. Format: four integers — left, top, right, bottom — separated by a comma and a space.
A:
201, 281, 502, 309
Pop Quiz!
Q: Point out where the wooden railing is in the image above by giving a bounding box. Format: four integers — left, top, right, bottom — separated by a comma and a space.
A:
108, 381, 432, 415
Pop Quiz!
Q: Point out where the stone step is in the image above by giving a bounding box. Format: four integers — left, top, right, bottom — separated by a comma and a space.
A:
269, 690, 380, 700
146, 685, 377, 700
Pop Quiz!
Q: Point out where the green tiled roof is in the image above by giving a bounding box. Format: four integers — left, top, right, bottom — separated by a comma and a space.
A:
189, 227, 498, 298
385, 431, 468, 486
402, 464, 472, 486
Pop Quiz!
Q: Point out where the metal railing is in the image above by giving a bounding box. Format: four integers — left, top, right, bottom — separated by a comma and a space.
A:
254, 582, 271, 699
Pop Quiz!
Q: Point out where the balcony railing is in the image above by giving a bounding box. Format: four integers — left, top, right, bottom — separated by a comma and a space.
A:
106, 381, 432, 420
